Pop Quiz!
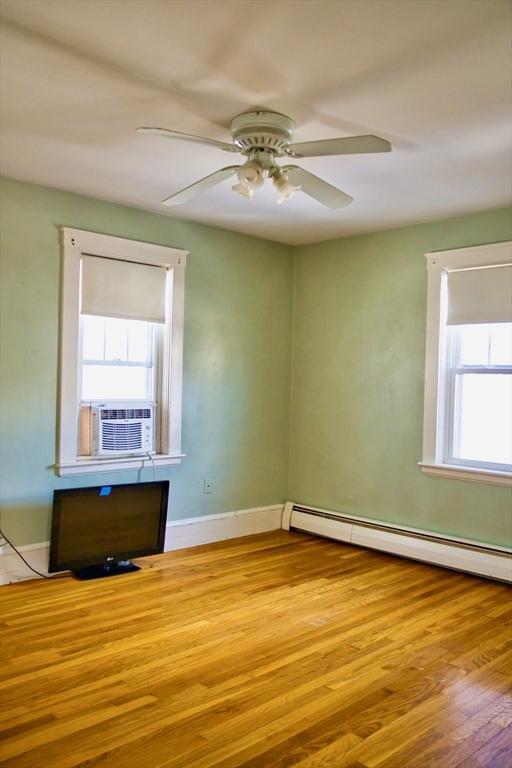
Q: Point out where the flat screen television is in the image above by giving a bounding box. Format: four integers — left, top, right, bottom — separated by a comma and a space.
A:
49, 480, 169, 580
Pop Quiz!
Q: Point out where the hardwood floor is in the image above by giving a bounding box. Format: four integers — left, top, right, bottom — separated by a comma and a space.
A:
1, 530, 511, 768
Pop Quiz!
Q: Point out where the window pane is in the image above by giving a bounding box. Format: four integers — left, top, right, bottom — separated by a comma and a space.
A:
104, 319, 128, 362
83, 315, 153, 363
127, 321, 151, 363
489, 323, 512, 365
82, 316, 105, 360
82, 365, 150, 400
458, 325, 490, 366
453, 374, 512, 466
458, 323, 512, 367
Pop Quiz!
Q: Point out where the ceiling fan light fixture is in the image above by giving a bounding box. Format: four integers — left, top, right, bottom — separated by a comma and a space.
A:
231, 180, 255, 199
231, 159, 265, 200
272, 169, 300, 204
236, 160, 265, 186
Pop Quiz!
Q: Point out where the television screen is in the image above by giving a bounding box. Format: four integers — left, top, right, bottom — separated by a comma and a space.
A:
49, 480, 169, 578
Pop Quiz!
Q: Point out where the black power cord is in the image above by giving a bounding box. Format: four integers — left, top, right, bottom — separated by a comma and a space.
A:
0, 527, 50, 579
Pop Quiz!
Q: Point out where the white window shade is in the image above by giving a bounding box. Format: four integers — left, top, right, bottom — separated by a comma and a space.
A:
81, 254, 167, 323
447, 264, 512, 325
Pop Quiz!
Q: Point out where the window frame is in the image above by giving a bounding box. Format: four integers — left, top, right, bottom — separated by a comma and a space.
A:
57, 227, 187, 477
419, 240, 512, 487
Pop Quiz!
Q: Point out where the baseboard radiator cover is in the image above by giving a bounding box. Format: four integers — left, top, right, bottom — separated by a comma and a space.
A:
282, 502, 512, 583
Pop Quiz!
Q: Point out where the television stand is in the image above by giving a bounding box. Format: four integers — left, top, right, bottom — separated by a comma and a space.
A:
72, 561, 141, 580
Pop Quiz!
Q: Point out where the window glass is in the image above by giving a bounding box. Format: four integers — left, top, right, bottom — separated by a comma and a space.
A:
489, 323, 512, 366
448, 322, 512, 469
459, 323, 512, 367
81, 315, 154, 401
82, 365, 150, 400
83, 316, 152, 363
128, 321, 150, 362
453, 373, 512, 465
104, 321, 128, 362
459, 324, 491, 366
82, 315, 105, 360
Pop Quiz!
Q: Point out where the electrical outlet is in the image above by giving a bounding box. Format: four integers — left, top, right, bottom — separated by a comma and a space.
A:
203, 477, 213, 494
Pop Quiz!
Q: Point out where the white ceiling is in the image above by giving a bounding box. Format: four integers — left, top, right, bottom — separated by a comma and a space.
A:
0, 0, 511, 245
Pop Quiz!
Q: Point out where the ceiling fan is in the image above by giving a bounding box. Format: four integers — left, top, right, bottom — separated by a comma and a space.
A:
137, 110, 391, 208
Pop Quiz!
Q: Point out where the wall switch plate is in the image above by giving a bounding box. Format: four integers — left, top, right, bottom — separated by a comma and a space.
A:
203, 477, 213, 494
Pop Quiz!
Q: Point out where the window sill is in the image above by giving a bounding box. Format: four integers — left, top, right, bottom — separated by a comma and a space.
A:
418, 462, 512, 487
56, 453, 185, 477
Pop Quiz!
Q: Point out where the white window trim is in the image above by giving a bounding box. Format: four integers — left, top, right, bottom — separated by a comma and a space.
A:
57, 227, 187, 477
419, 240, 512, 488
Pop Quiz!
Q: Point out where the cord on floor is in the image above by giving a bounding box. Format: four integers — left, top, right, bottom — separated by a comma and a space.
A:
0, 527, 49, 579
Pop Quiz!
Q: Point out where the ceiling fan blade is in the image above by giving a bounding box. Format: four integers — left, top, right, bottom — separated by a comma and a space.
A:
162, 166, 241, 206
137, 127, 238, 153
287, 135, 391, 158
283, 166, 353, 209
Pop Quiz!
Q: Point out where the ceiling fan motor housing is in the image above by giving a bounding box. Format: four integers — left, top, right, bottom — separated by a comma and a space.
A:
230, 111, 295, 156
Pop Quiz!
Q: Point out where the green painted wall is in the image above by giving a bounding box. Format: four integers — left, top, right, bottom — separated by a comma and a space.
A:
1, 176, 510, 550
0, 177, 293, 545
290, 208, 512, 547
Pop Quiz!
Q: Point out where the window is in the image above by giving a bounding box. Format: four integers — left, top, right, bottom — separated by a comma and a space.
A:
420, 241, 512, 486
57, 228, 187, 476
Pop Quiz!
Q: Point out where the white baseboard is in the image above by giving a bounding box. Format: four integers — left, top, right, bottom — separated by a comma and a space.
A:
0, 541, 50, 584
0, 504, 284, 584
164, 504, 284, 551
284, 502, 512, 582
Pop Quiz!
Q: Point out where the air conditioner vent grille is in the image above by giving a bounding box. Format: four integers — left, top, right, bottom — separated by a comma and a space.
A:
100, 408, 151, 420
101, 422, 142, 451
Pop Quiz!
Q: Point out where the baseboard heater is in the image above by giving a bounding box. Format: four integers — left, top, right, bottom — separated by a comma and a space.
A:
282, 502, 512, 583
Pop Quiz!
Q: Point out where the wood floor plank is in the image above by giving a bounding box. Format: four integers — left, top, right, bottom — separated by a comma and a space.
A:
1, 530, 510, 768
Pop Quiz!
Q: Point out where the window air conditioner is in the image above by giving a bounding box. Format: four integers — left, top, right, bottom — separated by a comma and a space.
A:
90, 403, 154, 457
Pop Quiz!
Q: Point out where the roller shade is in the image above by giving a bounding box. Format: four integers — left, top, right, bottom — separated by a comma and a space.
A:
81, 255, 167, 323
447, 264, 512, 325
